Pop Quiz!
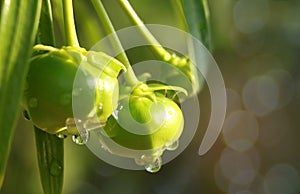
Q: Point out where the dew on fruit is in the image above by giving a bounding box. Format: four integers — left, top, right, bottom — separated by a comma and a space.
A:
28, 97, 38, 108
134, 155, 162, 173
56, 133, 67, 139
166, 140, 179, 151
145, 157, 162, 173
112, 109, 119, 119
72, 135, 85, 145
79, 127, 90, 142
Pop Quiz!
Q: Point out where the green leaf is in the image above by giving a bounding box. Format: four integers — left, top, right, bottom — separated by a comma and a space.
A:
34, 127, 64, 194
179, 0, 212, 50
36, 0, 55, 46
33, 0, 64, 194
0, 0, 42, 188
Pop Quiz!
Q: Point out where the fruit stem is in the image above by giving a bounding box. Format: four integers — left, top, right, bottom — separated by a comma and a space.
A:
62, 0, 80, 47
117, 0, 173, 61
90, 0, 139, 86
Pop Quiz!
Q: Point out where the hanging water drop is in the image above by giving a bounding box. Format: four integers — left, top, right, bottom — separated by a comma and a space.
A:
144, 157, 162, 173
72, 135, 85, 145
166, 140, 179, 151
56, 133, 67, 139
79, 128, 89, 142
135, 155, 153, 166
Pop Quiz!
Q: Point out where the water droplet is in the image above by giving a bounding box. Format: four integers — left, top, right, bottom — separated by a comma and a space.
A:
145, 157, 162, 173
56, 133, 67, 139
98, 103, 103, 110
29, 98, 38, 108
141, 155, 154, 163
23, 110, 30, 121
50, 160, 63, 176
79, 128, 89, 142
72, 135, 85, 145
112, 109, 119, 120
166, 140, 179, 151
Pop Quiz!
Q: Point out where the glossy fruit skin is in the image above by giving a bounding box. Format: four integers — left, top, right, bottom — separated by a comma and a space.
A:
23, 49, 79, 134
23, 46, 125, 134
85, 51, 124, 126
103, 92, 184, 151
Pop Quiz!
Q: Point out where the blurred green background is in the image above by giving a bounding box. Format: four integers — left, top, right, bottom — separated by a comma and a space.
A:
1, 0, 300, 193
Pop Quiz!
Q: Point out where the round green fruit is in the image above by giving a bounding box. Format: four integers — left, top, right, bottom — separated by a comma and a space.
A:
103, 84, 184, 151
23, 45, 125, 134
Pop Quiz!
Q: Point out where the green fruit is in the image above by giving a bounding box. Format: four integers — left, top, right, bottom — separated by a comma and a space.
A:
103, 83, 184, 152
23, 45, 125, 134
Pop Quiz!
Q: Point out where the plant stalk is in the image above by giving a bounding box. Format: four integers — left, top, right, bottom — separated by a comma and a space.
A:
62, 0, 79, 47
90, 0, 139, 86
117, 0, 172, 61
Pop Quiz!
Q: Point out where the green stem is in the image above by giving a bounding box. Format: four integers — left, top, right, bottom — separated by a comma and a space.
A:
62, 0, 79, 47
90, 0, 139, 86
117, 0, 172, 61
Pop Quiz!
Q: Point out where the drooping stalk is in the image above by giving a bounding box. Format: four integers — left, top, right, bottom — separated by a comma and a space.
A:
117, 0, 173, 61
62, 0, 79, 47
90, 0, 139, 86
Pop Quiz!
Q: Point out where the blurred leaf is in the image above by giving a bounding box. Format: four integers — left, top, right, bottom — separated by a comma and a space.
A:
34, 0, 64, 194
36, 0, 55, 46
34, 127, 64, 194
73, 0, 105, 48
0, 0, 42, 188
179, 0, 212, 50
